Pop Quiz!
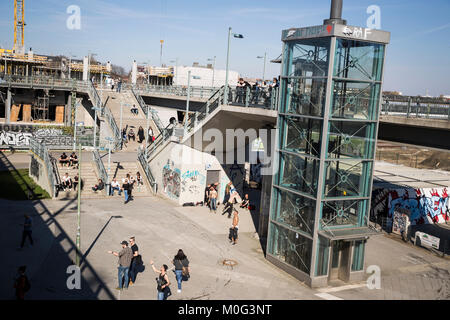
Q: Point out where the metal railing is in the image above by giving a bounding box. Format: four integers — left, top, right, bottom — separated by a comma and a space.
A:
0, 74, 88, 91
137, 147, 157, 193
224, 86, 280, 110
145, 122, 176, 160
134, 84, 216, 100
381, 96, 450, 120
131, 86, 164, 133
93, 149, 108, 195
29, 138, 58, 197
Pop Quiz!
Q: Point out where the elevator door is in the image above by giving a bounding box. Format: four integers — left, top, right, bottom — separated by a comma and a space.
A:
329, 240, 351, 282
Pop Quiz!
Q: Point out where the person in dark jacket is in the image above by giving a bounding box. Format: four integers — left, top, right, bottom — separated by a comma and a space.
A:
14, 266, 30, 300
172, 249, 190, 293
92, 179, 104, 192
137, 126, 145, 143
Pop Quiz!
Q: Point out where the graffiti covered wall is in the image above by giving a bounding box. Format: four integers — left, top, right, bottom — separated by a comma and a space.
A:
0, 124, 73, 148
371, 187, 449, 225
162, 160, 181, 199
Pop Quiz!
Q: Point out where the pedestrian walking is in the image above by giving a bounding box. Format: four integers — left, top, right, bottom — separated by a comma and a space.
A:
137, 126, 145, 143
128, 237, 142, 285
13, 266, 30, 300
172, 249, 190, 293
108, 240, 133, 291
209, 186, 218, 213
19, 214, 33, 249
231, 209, 239, 245
150, 260, 171, 300
121, 178, 131, 204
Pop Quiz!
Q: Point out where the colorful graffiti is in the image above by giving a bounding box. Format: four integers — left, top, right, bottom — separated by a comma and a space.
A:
0, 124, 72, 148
162, 160, 181, 199
372, 187, 449, 225
181, 169, 206, 197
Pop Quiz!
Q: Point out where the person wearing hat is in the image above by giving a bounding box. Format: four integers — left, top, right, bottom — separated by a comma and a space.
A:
108, 240, 133, 290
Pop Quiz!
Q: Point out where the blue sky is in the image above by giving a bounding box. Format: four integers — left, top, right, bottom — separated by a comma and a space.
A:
0, 0, 449, 95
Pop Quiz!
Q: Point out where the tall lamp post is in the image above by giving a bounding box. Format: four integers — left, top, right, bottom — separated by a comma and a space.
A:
170, 58, 179, 86
257, 52, 267, 83
105, 136, 113, 195
92, 106, 101, 149
75, 142, 82, 267
183, 71, 201, 135
207, 56, 216, 87
224, 27, 244, 104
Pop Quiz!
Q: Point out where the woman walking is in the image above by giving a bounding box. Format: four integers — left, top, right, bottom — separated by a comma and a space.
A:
150, 260, 171, 300
172, 249, 190, 293
137, 126, 145, 143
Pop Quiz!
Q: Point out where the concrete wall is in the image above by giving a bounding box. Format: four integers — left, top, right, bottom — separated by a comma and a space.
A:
150, 141, 242, 205
174, 66, 239, 88
29, 153, 53, 197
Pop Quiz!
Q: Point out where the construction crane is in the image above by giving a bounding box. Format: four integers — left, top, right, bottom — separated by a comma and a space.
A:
13, 0, 25, 54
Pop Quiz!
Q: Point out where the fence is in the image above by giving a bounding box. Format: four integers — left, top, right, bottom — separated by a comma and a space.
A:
0, 74, 88, 91
381, 96, 450, 120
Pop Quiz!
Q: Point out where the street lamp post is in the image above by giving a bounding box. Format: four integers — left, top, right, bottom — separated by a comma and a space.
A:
170, 58, 179, 86
208, 56, 216, 87
257, 52, 267, 83
105, 136, 113, 195
224, 27, 243, 104
75, 142, 82, 267
184, 70, 191, 134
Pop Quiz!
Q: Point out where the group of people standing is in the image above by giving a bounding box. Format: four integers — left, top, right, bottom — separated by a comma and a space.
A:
122, 126, 155, 148
233, 77, 279, 105
108, 238, 190, 300
110, 172, 144, 204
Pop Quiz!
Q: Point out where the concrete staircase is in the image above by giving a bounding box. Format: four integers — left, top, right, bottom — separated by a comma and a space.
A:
108, 161, 151, 197
54, 160, 106, 200
101, 90, 159, 153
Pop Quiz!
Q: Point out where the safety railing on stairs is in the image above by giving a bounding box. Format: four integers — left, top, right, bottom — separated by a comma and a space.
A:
144, 122, 176, 160
93, 149, 109, 195
131, 86, 165, 133
133, 84, 217, 100
88, 81, 122, 150
29, 138, 58, 198
137, 147, 157, 193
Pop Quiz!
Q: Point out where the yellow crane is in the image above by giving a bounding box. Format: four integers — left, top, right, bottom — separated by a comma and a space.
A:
13, 0, 25, 54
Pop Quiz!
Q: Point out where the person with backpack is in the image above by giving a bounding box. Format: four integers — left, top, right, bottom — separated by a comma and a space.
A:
150, 260, 171, 300
172, 249, 190, 293
14, 266, 30, 300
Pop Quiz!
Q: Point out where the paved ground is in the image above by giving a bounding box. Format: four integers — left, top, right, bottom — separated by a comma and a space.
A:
2, 193, 450, 300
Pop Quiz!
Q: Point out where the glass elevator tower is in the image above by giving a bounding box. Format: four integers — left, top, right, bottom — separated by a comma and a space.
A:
266, 1, 390, 287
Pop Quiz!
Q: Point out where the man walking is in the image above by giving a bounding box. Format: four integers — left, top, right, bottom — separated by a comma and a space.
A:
209, 186, 218, 214
231, 209, 239, 245
128, 237, 141, 285
108, 240, 133, 290
19, 214, 33, 249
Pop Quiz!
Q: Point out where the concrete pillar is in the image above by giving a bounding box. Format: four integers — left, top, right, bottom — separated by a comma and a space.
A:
83, 56, 89, 81
5, 89, 11, 124
131, 60, 137, 85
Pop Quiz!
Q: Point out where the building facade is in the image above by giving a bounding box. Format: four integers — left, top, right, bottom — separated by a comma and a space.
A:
266, 23, 390, 287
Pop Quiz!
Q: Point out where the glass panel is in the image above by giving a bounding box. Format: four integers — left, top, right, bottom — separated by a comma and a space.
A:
281, 115, 322, 157
327, 121, 376, 159
286, 38, 331, 78
282, 77, 327, 116
324, 160, 373, 198
334, 39, 385, 81
278, 152, 320, 197
352, 240, 365, 271
271, 188, 316, 235
316, 236, 330, 276
330, 81, 381, 120
321, 199, 369, 228
268, 222, 313, 274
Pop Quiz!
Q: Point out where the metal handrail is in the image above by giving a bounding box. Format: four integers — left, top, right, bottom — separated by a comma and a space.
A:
138, 147, 157, 193
131, 86, 164, 133
145, 122, 176, 160
93, 149, 108, 195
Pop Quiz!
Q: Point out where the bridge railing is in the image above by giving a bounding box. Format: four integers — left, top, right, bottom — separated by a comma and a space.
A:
381, 96, 450, 120
145, 122, 176, 160
134, 84, 216, 100
224, 86, 279, 110
0, 74, 88, 91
